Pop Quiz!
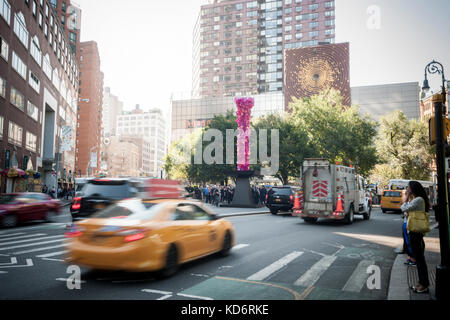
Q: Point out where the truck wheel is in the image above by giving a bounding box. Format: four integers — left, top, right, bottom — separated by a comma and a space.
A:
303, 217, 318, 223
363, 208, 371, 220
345, 206, 354, 225
381, 209, 386, 213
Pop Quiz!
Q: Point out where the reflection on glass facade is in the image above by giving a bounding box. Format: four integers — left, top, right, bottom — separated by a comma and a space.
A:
171, 92, 284, 143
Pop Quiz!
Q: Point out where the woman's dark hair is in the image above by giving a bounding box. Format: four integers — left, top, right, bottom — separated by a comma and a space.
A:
408, 181, 430, 212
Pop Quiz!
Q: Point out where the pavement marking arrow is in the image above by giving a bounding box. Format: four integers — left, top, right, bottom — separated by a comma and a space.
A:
0, 259, 33, 269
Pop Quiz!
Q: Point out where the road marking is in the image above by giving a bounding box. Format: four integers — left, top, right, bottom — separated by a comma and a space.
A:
157, 295, 172, 300
247, 251, 303, 281
0, 233, 47, 242
13, 243, 69, 255
342, 260, 375, 292
232, 244, 249, 250
142, 289, 172, 295
177, 293, 213, 300
42, 258, 66, 262
0, 259, 33, 269
216, 276, 304, 300
36, 250, 68, 258
0, 239, 65, 252
55, 278, 86, 284
0, 257, 17, 265
294, 255, 337, 287
0, 233, 26, 238
0, 235, 64, 246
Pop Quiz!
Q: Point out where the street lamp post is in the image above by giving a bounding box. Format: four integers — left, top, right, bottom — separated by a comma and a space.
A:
422, 60, 450, 300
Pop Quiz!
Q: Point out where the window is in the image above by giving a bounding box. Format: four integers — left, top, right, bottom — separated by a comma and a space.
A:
29, 71, 40, 93
325, 19, 335, 26
44, 23, 48, 36
309, 21, 318, 28
30, 36, 42, 66
0, 116, 3, 139
0, 76, 5, 98
0, 0, 11, 25
0, 36, 8, 61
32, 1, 37, 16
14, 12, 29, 49
309, 30, 319, 37
12, 51, 27, 80
309, 3, 319, 10
8, 121, 23, 146
10, 87, 25, 111
26, 131, 37, 152
43, 54, 52, 79
39, 12, 42, 27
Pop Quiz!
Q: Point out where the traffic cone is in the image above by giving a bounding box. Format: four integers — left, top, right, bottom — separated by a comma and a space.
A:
294, 193, 300, 210
334, 193, 344, 215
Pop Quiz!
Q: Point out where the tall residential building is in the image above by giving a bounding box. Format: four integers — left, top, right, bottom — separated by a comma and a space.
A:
0, 0, 80, 193
75, 41, 103, 177
105, 136, 140, 178
102, 87, 123, 138
116, 107, 166, 178
192, 0, 336, 98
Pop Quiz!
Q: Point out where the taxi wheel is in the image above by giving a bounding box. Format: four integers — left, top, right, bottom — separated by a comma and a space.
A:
161, 245, 179, 278
2, 215, 18, 228
219, 231, 232, 257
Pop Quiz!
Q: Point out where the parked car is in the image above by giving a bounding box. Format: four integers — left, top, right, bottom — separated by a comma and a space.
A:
66, 198, 235, 276
0, 193, 62, 228
266, 186, 296, 215
70, 178, 141, 221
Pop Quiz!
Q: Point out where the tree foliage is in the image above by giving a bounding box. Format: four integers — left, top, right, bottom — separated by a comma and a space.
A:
290, 89, 379, 176
370, 110, 435, 185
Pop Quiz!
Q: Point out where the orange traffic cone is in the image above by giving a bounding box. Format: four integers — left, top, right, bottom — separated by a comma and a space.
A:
294, 193, 300, 210
334, 193, 344, 214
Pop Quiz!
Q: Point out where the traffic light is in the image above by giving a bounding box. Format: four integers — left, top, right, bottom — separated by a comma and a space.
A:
429, 116, 450, 145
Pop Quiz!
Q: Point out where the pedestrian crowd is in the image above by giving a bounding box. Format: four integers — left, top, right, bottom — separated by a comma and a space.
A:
185, 184, 269, 207
41, 184, 75, 200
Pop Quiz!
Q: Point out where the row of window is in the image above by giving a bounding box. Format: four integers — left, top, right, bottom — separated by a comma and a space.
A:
1, 76, 40, 123
0, 115, 38, 153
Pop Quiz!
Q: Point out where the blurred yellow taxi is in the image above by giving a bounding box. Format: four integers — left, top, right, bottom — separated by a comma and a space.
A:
65, 198, 235, 276
381, 190, 405, 213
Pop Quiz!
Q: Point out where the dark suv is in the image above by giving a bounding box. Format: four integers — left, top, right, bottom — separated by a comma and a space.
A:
266, 187, 296, 215
71, 178, 140, 220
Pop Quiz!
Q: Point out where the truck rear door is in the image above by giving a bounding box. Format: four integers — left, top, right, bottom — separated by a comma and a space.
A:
303, 161, 333, 215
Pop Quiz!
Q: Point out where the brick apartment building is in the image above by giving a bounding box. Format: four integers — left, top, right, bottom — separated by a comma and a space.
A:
0, 0, 79, 193
75, 41, 103, 177
192, 0, 336, 98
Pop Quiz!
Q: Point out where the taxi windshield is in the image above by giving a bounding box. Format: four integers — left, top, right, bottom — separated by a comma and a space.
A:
92, 199, 159, 220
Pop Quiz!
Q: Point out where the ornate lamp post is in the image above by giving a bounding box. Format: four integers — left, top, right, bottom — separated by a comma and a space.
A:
422, 60, 450, 300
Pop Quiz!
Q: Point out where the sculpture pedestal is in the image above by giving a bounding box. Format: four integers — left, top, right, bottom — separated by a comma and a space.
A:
222, 171, 262, 208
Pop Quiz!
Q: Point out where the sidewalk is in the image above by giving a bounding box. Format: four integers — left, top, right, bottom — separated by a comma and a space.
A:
388, 224, 441, 300
203, 202, 270, 217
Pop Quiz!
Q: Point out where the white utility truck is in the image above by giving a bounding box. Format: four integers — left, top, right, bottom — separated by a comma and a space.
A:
297, 158, 372, 224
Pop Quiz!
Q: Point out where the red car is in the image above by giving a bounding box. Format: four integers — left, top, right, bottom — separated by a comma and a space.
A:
0, 193, 62, 228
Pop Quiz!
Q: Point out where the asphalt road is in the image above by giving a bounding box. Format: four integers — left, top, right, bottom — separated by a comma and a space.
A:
0, 206, 412, 300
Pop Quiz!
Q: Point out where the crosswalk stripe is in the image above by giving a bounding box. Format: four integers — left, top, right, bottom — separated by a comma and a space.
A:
342, 260, 375, 292
247, 251, 303, 281
0, 233, 47, 242
36, 250, 68, 258
0, 239, 65, 252
0, 233, 26, 238
14, 243, 69, 255
232, 244, 249, 250
294, 255, 337, 287
0, 235, 65, 247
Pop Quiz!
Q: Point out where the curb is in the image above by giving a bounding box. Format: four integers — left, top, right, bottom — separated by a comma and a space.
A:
388, 253, 410, 300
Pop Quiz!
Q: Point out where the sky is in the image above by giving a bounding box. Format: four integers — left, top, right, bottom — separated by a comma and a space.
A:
75, 0, 450, 117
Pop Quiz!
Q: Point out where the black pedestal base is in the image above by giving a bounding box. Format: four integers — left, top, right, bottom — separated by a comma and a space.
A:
221, 170, 262, 208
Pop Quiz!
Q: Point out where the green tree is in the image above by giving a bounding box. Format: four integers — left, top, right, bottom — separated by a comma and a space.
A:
371, 110, 434, 183
290, 89, 379, 176
253, 113, 312, 185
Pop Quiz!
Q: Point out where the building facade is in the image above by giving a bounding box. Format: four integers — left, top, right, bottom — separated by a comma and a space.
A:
192, 0, 336, 98
105, 135, 140, 178
102, 87, 123, 138
116, 107, 166, 178
171, 91, 284, 143
0, 0, 80, 193
75, 41, 103, 177
351, 82, 421, 121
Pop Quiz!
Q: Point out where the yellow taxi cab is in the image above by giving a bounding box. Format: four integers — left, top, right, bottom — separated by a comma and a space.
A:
65, 198, 235, 277
380, 190, 405, 213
